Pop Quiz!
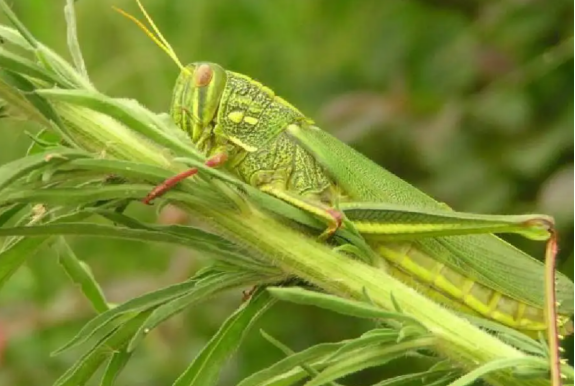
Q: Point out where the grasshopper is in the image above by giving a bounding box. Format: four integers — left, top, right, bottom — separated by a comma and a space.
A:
117, 1, 573, 383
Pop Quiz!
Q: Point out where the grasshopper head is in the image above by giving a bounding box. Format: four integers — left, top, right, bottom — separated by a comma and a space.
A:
113, 4, 227, 149
171, 62, 227, 143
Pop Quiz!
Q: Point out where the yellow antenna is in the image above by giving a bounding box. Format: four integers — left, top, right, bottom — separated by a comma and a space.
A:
113, 0, 190, 74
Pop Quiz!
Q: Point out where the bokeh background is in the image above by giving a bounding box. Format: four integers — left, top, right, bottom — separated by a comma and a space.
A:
0, 0, 573, 385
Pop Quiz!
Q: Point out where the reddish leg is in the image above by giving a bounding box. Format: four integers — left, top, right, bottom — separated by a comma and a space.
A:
242, 286, 258, 302
142, 153, 228, 205
319, 207, 344, 241
544, 229, 562, 386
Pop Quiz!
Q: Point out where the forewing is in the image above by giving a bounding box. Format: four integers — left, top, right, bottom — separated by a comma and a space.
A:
287, 125, 438, 207
288, 124, 574, 312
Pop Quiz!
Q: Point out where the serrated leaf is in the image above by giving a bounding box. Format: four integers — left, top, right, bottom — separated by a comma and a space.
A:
171, 288, 276, 386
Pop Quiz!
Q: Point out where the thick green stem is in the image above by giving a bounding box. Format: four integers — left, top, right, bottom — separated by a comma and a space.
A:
215, 212, 551, 386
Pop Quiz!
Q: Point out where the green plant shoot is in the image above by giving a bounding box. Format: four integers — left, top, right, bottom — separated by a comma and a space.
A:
117, 1, 573, 384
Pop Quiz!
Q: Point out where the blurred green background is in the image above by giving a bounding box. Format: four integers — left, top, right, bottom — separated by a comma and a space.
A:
0, 0, 573, 385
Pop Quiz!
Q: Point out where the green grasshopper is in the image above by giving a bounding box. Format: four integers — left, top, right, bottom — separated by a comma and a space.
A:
168, 62, 573, 333
118, 1, 572, 383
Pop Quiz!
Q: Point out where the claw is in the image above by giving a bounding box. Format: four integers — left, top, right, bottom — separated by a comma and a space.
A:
318, 208, 344, 241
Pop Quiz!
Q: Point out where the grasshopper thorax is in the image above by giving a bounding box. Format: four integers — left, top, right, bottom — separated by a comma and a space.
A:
171, 61, 311, 157
170, 62, 227, 144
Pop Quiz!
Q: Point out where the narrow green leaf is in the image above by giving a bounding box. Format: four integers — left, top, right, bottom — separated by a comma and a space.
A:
370, 369, 454, 386
53, 310, 152, 386
90, 210, 234, 248
306, 337, 437, 386
0, 186, 149, 207
0, 208, 97, 289
53, 274, 203, 355
268, 287, 425, 328
171, 288, 276, 386
397, 325, 427, 342
26, 128, 63, 155
0, 47, 57, 83
0, 236, 51, 289
0, 69, 79, 145
0, 222, 231, 253
0, 25, 33, 50
238, 340, 349, 386
0, 0, 39, 48
65, 155, 178, 179
0, 215, 263, 276
512, 366, 552, 379
64, 0, 90, 83
326, 331, 399, 361
390, 293, 402, 313
128, 271, 269, 352
259, 330, 342, 386
90, 211, 276, 273
57, 237, 109, 313
99, 350, 132, 386
425, 374, 460, 386
248, 365, 330, 386
0, 203, 25, 227
461, 314, 545, 356
0, 3, 87, 89
497, 334, 545, 357
0, 149, 88, 192
446, 357, 550, 386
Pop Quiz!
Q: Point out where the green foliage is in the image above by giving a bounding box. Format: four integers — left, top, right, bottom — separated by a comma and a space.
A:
0, 1, 572, 386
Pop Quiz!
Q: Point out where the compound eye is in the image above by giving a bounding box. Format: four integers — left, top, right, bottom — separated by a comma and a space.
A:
194, 63, 213, 87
